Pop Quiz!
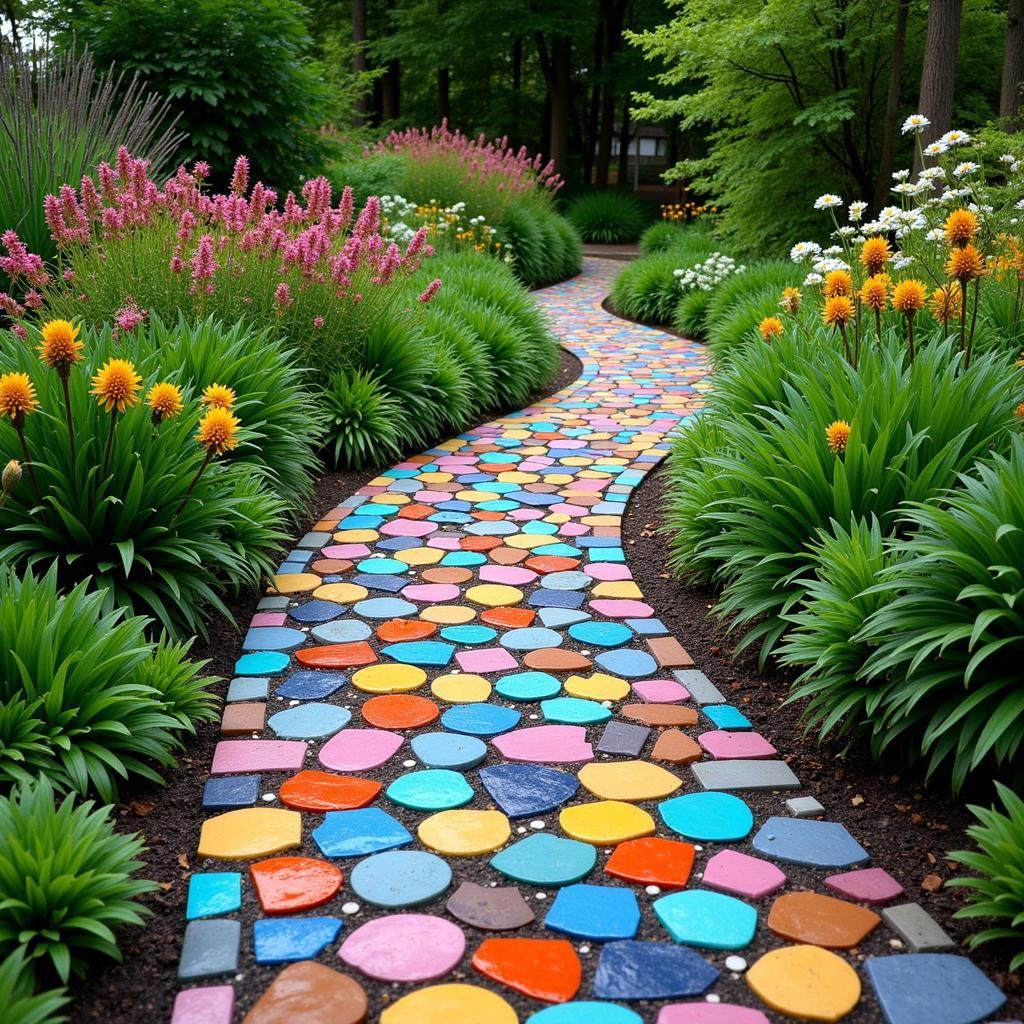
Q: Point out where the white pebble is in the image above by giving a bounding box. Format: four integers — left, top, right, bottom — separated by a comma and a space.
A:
529, 714, 539, 720
517, 826, 527, 834
705, 994, 721, 1003
694, 845, 703, 852
289, 699, 299, 706
645, 885, 661, 896
403, 759, 416, 767
725, 955, 747, 972
342, 902, 360, 914
536, 892, 547, 900
579, 944, 591, 954
530, 820, 545, 830
262, 793, 276, 802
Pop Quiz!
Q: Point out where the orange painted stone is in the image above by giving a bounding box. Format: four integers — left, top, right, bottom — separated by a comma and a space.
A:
310, 558, 354, 575
473, 511, 505, 521
376, 619, 437, 643
652, 729, 703, 764
398, 503, 434, 520
422, 567, 474, 585
621, 704, 698, 727
461, 537, 502, 552
297, 642, 377, 669
605, 836, 695, 889
362, 694, 439, 730
524, 556, 581, 574
524, 649, 592, 672
488, 547, 528, 565
250, 856, 343, 914
767, 891, 881, 949
221, 702, 266, 736
278, 770, 382, 812
472, 937, 581, 1004
646, 636, 695, 669
481, 608, 536, 629
243, 962, 368, 1024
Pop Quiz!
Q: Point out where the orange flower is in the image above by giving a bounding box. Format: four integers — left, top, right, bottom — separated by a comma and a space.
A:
758, 316, 784, 343
0, 372, 38, 422
859, 236, 891, 276
945, 244, 985, 282
944, 208, 978, 247
823, 270, 854, 299
201, 382, 236, 410
90, 358, 142, 413
931, 284, 961, 323
822, 295, 854, 329
826, 420, 851, 454
38, 320, 84, 375
779, 287, 802, 314
196, 406, 240, 455
1017, 402, 1024, 421
892, 279, 927, 315
859, 275, 889, 312
147, 382, 184, 422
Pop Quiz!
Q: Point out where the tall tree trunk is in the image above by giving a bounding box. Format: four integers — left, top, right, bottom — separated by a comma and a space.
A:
437, 67, 450, 122
596, 0, 627, 188
916, 0, 963, 166
583, 22, 603, 185
382, 60, 400, 121
535, 33, 572, 175
617, 99, 630, 187
1001, 0, 1024, 126
352, 0, 368, 125
874, 0, 910, 210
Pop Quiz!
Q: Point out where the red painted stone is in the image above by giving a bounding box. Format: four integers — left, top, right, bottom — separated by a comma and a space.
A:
472, 937, 581, 1003
524, 556, 581, 574
461, 537, 502, 552
481, 608, 536, 629
279, 770, 382, 812
250, 856, 343, 914
297, 642, 377, 669
605, 836, 696, 889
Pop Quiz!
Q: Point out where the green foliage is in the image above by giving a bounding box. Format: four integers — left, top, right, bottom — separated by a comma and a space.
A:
641, 221, 691, 254
706, 283, 792, 360
324, 368, 403, 469
949, 782, 1024, 971
0, 775, 155, 985
0, 948, 68, 1024
499, 201, 582, 289
673, 287, 714, 337
325, 153, 408, 208
566, 190, 648, 243
702, 261, 796, 334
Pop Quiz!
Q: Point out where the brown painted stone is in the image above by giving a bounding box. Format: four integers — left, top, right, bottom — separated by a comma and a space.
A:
767, 891, 881, 949
243, 961, 368, 1024
422, 567, 474, 585
523, 649, 592, 672
646, 636, 695, 669
447, 881, 536, 931
651, 728, 703, 764
488, 546, 528, 565
620, 704, 698, 727
221, 702, 266, 736
310, 558, 354, 576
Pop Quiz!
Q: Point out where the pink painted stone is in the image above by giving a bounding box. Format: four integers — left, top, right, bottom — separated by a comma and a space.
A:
657, 1005, 771, 1024
318, 729, 404, 771
702, 849, 786, 899
380, 520, 437, 537
395, 461, 421, 470
211, 740, 307, 775
338, 913, 466, 982
589, 599, 654, 618
584, 564, 633, 581
171, 985, 235, 1024
698, 731, 777, 760
550, 503, 588, 516
508, 508, 545, 521
550, 439, 585, 449
824, 867, 905, 905
402, 583, 461, 603
251, 612, 287, 627
416, 490, 451, 502
559, 523, 589, 537
321, 543, 371, 559
491, 725, 594, 764
456, 647, 519, 673
480, 565, 538, 585
428, 537, 462, 550
633, 679, 690, 703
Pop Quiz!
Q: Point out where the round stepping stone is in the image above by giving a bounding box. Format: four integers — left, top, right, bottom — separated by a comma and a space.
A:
479, 763, 579, 817
440, 624, 497, 644
659, 793, 754, 842
442, 704, 521, 736
699, 730, 777, 760
568, 621, 633, 647
656, 1005, 770, 1023
290, 600, 347, 624
421, 605, 476, 624
402, 583, 461, 603
423, 567, 473, 584
418, 809, 511, 856
589, 599, 654, 618
277, 670, 348, 700
592, 648, 657, 678
279, 771, 381, 812
381, 641, 455, 667
376, 619, 436, 643
752, 816, 869, 869
269, 703, 351, 739
466, 584, 524, 607
652, 729, 702, 765
430, 673, 492, 703
564, 672, 630, 701
319, 728, 404, 772
350, 850, 452, 908
351, 664, 427, 694
235, 651, 290, 676
492, 724, 594, 763
297, 642, 376, 669
746, 945, 861, 1022
578, 761, 681, 801
243, 962, 368, 1024
339, 914, 466, 982
356, 557, 407, 575
767, 891, 880, 948
410, 732, 487, 770
253, 916, 343, 965
491, 833, 597, 886
312, 807, 412, 857
353, 597, 418, 619
250, 856, 343, 914
824, 867, 904, 904
605, 836, 695, 889
387, 769, 475, 811
480, 564, 537, 585
380, 984, 517, 1024
559, 801, 656, 846
633, 678, 689, 703
593, 941, 719, 1000
496, 671, 562, 701
531, 1004, 643, 1024
243, 626, 307, 652
524, 649, 592, 672
544, 883, 640, 941
473, 937, 582, 1003
397, 546, 444, 565
312, 620, 373, 644
653, 890, 757, 950
541, 696, 611, 725
197, 808, 300, 860
539, 570, 593, 592
271, 573, 321, 594
362, 694, 439, 729
447, 881, 536, 931
702, 849, 787, 899
501, 627, 563, 651
313, 583, 369, 604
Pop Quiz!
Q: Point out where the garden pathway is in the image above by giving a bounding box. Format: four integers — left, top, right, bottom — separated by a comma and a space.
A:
172, 258, 1008, 1024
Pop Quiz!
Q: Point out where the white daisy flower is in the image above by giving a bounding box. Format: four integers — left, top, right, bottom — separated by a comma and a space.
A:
836, 226, 857, 237
803, 272, 823, 286
814, 193, 843, 210
892, 169, 911, 181
823, 244, 844, 256
940, 130, 971, 146
925, 228, 944, 242
901, 114, 930, 135
1000, 153, 1016, 164
924, 141, 948, 157
790, 241, 822, 262
891, 255, 915, 269
892, 182, 916, 195
953, 161, 980, 178
848, 201, 868, 222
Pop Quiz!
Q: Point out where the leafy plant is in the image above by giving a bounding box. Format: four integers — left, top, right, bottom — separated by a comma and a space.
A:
0, 948, 69, 1024
324, 368, 403, 469
499, 199, 582, 289
641, 220, 692, 254
326, 153, 408, 207
610, 233, 717, 323
566, 190, 648, 243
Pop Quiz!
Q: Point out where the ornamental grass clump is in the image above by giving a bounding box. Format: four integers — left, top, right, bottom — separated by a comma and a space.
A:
566, 190, 648, 244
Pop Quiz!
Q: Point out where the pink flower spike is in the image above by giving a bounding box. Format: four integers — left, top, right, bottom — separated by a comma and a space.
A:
274, 281, 292, 309
418, 278, 442, 303
230, 155, 250, 195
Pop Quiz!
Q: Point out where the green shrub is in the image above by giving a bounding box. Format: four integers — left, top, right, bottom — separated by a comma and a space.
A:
949, 782, 1024, 970
640, 221, 690, 254
706, 283, 795, 361
673, 287, 714, 337
326, 153, 407, 207
324, 368, 403, 469
0, 776, 155, 985
566, 191, 647, 244
702, 260, 797, 333
0, 948, 68, 1024
499, 201, 582, 289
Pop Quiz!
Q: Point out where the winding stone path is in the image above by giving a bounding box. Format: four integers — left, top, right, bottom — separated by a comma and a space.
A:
173, 259, 1008, 1023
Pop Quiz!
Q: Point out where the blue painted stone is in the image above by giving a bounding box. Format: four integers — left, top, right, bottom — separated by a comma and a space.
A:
538, 608, 592, 628
659, 792, 754, 842
540, 571, 592, 591
253, 917, 343, 965
589, 548, 626, 563
410, 732, 488, 770
528, 1004, 643, 1024
479, 500, 519, 512
436, 500, 471, 511
626, 618, 668, 636
529, 589, 586, 609
376, 537, 422, 551
311, 620, 373, 644
752, 816, 870, 869
268, 702, 351, 739
865, 954, 1007, 1024
500, 627, 564, 651
545, 884, 640, 940
277, 562, 309, 576
441, 625, 498, 645
441, 551, 487, 567
381, 641, 455, 667
597, 721, 650, 756
226, 677, 269, 702
242, 627, 307, 652
337, 515, 383, 530
594, 649, 658, 678
541, 697, 612, 725
350, 850, 452, 908
202, 775, 260, 809
491, 833, 596, 886
234, 651, 289, 676
356, 558, 408, 575
568, 622, 633, 647
522, 521, 558, 535
441, 704, 521, 736
593, 940, 719, 1000
482, 451, 520, 462
703, 705, 752, 730
313, 808, 413, 858
276, 670, 347, 700
387, 769, 475, 810
186, 873, 241, 919
495, 671, 562, 702
354, 574, 409, 593
479, 764, 580, 817
353, 598, 418, 619
653, 890, 757, 949
533, 543, 582, 557
358, 504, 400, 518
577, 537, 618, 548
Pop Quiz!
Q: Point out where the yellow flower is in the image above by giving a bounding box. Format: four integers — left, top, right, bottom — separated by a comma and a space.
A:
823, 270, 854, 299
201, 382, 236, 410
945, 244, 985, 282
892, 279, 927, 315
196, 406, 240, 455
944, 208, 978, 247
147, 382, 184, 422
758, 316, 784, 343
859, 236, 891, 276
826, 420, 851, 454
858, 274, 889, 312
822, 295, 854, 329
38, 320, 84, 374
0, 372, 39, 422
779, 287, 802, 314
90, 358, 142, 413
931, 284, 962, 324
1017, 401, 1024, 421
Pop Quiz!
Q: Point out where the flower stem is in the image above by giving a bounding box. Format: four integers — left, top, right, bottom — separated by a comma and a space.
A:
14, 422, 43, 504
907, 315, 916, 364
965, 277, 981, 370
958, 280, 968, 352
60, 373, 76, 467
173, 450, 213, 521
839, 324, 850, 363
874, 309, 882, 345
101, 410, 117, 476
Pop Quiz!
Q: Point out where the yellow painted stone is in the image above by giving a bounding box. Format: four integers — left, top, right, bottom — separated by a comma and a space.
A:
746, 946, 861, 1022
518, 446, 547, 455
561, 457, 594, 466
269, 573, 321, 595
505, 430, 531, 440
352, 664, 427, 694
503, 534, 550, 550
421, 606, 476, 624
564, 672, 631, 701
497, 471, 539, 484
431, 673, 492, 703
381, 985, 518, 1024
578, 760, 682, 802
368, 475, 393, 487
418, 810, 511, 856
396, 547, 444, 566
436, 439, 462, 451
579, 470, 613, 479
545, 513, 571, 524
544, 474, 574, 485
558, 800, 656, 846
456, 490, 502, 503
583, 515, 620, 526
594, 457, 627, 465
465, 584, 524, 607
332, 529, 379, 543
197, 809, 301, 860
312, 582, 369, 604
592, 581, 643, 600
371, 492, 409, 504
418, 472, 453, 483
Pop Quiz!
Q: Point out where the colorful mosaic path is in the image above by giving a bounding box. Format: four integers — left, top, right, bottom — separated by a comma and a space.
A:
172, 259, 1008, 1024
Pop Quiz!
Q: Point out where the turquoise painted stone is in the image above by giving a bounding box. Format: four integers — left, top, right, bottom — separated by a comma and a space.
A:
752, 816, 869, 869
496, 671, 562, 702
410, 732, 488, 770
353, 598, 418, 619
703, 705, 752, 730
545, 883, 641, 940
186, 873, 241, 920
356, 558, 408, 575
540, 571, 592, 591
311, 620, 373, 644
538, 608, 592, 628
441, 625, 498, 645
541, 697, 612, 725
491, 833, 597, 886
479, 764, 579, 817
253, 917, 342, 964
441, 704, 521, 736
234, 651, 290, 676
381, 641, 455, 667
242, 627, 307, 652
441, 551, 487, 567
465, 521, 517, 535
569, 621, 634, 648
594, 649, 659, 678
386, 769, 474, 810
522, 521, 558, 534
500, 627, 564, 651
593, 941, 719, 1000
312, 808, 413, 857
653, 890, 757, 949
268, 702, 351, 739
660, 793, 754, 842
350, 849, 452, 908
528, 1004, 642, 1024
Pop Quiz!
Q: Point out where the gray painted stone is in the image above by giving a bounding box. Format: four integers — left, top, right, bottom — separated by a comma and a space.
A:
691, 759, 801, 792
225, 677, 270, 703
786, 796, 825, 818
297, 531, 333, 549
257, 596, 290, 611
673, 670, 726, 705
882, 903, 955, 952
178, 919, 241, 980
596, 720, 651, 756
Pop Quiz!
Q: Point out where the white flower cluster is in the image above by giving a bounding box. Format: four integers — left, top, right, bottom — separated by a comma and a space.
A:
378, 193, 507, 257
674, 252, 746, 292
